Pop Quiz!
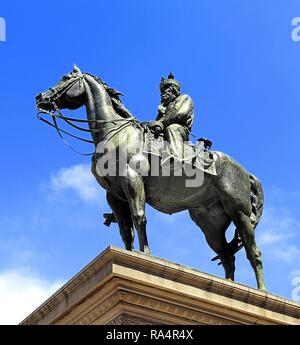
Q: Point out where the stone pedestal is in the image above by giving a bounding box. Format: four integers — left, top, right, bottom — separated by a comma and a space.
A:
21, 246, 300, 325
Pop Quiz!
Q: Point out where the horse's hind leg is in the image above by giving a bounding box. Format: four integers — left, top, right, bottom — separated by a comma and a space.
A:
232, 211, 266, 291
189, 207, 235, 280
106, 192, 135, 251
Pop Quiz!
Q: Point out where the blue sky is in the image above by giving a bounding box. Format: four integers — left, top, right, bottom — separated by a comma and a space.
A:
1, 0, 300, 323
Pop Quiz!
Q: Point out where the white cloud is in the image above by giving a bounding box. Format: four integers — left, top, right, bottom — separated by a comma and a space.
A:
257, 207, 300, 263
259, 232, 293, 246
271, 245, 300, 263
48, 164, 101, 202
0, 268, 63, 325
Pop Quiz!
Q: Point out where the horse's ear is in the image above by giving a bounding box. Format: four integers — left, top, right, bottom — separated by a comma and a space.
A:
73, 63, 82, 74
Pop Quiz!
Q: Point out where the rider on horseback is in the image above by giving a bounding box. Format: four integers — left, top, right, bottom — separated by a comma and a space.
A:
149, 73, 194, 161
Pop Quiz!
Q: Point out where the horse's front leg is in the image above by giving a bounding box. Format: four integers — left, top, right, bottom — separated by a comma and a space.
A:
121, 166, 150, 254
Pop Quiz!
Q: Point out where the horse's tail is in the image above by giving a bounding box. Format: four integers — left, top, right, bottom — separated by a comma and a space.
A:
249, 174, 264, 230
212, 173, 264, 264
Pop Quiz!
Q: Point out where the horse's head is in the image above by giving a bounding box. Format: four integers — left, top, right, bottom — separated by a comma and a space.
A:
36, 64, 85, 112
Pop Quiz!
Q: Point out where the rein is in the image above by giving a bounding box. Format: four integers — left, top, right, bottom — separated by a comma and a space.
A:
37, 109, 137, 155
37, 73, 138, 155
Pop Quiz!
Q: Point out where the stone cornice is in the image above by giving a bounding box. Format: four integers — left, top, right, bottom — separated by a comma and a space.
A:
77, 290, 239, 325
20, 246, 300, 325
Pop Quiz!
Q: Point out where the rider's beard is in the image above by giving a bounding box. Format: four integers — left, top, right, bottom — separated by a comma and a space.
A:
161, 91, 175, 105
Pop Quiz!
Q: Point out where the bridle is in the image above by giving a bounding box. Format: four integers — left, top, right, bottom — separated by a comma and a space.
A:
37, 73, 137, 155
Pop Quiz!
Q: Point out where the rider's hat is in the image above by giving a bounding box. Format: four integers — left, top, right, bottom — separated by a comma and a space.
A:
160, 73, 181, 92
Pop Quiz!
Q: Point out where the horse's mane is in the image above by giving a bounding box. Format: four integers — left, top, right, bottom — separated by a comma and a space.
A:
93, 75, 123, 98
90, 74, 134, 119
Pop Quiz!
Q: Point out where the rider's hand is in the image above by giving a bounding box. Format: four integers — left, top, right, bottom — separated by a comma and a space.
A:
148, 120, 164, 134
158, 105, 166, 115
152, 125, 163, 134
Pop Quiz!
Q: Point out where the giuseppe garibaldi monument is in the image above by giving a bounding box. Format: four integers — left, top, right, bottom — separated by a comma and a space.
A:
36, 65, 265, 291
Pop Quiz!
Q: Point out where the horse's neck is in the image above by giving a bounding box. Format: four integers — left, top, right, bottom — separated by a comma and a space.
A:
83, 75, 122, 143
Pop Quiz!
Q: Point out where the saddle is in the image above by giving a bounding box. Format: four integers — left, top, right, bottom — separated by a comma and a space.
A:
143, 126, 217, 176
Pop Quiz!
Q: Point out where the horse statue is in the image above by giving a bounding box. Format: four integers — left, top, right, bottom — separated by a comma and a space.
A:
36, 65, 266, 291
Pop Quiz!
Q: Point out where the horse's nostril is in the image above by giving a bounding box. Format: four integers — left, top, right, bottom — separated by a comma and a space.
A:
35, 93, 42, 100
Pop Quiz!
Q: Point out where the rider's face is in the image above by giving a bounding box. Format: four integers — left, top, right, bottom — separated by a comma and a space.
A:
160, 85, 175, 104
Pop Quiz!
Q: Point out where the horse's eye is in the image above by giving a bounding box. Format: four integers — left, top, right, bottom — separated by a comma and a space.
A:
62, 75, 70, 81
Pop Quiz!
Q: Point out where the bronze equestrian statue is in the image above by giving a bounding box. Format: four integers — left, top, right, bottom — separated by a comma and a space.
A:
36, 65, 266, 291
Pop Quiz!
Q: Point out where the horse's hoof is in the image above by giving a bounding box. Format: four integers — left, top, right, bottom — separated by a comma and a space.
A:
143, 246, 151, 255
259, 286, 267, 292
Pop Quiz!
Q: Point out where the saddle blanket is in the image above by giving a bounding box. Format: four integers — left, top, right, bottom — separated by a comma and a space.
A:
143, 128, 217, 176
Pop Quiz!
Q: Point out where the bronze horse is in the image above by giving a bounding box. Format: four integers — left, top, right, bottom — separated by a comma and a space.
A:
36, 65, 266, 290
